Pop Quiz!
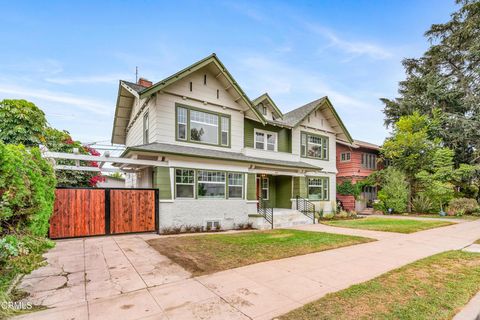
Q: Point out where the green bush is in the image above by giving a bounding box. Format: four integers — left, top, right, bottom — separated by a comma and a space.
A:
0, 142, 56, 236
322, 212, 334, 220
376, 167, 409, 214
411, 193, 435, 213
447, 198, 479, 216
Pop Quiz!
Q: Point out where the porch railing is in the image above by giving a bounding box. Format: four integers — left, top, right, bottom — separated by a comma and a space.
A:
296, 195, 316, 224
257, 196, 273, 229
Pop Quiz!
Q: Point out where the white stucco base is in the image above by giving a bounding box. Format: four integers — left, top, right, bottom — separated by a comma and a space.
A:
159, 200, 257, 230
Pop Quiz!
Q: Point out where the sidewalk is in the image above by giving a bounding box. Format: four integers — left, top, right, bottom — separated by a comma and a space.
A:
14, 220, 480, 320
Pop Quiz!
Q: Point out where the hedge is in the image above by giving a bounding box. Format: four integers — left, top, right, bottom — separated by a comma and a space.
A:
0, 142, 56, 236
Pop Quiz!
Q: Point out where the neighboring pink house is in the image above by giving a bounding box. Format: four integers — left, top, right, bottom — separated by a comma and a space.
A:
336, 140, 381, 212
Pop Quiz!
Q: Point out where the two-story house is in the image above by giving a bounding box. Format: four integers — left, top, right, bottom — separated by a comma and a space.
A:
111, 54, 353, 230
336, 140, 381, 212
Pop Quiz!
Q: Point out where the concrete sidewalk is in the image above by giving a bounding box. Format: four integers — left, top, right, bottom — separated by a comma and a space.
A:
14, 220, 480, 320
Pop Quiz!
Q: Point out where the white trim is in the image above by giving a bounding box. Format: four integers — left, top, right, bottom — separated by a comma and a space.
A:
53, 165, 121, 173
254, 128, 278, 152
340, 151, 351, 162
248, 168, 306, 177
43, 151, 169, 167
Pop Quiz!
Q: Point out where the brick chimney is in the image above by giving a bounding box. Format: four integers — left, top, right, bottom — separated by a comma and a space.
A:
138, 77, 153, 88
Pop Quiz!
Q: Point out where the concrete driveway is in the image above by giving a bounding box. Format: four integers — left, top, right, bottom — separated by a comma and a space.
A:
14, 219, 480, 320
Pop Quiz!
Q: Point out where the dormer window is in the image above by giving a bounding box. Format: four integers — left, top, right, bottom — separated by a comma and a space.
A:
143, 112, 149, 144
257, 103, 267, 116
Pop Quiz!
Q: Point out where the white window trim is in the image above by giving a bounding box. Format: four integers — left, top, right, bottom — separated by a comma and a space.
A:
254, 129, 278, 152
175, 169, 195, 199
340, 152, 351, 162
228, 173, 244, 199
261, 177, 269, 200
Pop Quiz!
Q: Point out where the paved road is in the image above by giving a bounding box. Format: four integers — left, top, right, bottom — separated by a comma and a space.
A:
14, 220, 480, 320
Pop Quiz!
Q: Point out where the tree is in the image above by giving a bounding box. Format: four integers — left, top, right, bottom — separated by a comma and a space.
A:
43, 128, 104, 187
0, 99, 103, 187
381, 112, 440, 210
375, 167, 409, 214
416, 148, 456, 212
0, 99, 47, 147
381, 0, 480, 165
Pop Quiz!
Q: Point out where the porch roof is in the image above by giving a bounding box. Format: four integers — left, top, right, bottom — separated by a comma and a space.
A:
122, 142, 321, 170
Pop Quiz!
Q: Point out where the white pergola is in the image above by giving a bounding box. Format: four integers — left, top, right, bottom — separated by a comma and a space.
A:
42, 150, 168, 173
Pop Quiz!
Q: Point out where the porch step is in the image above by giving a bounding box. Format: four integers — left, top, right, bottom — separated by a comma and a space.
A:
249, 209, 314, 230
358, 208, 375, 215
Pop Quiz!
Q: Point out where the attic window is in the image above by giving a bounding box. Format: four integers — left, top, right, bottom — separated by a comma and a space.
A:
204, 74, 207, 85
189, 82, 193, 92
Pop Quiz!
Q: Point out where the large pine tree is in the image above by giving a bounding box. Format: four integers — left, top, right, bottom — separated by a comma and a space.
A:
381, 0, 480, 165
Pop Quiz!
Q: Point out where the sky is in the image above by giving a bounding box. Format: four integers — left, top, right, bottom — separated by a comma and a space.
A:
0, 0, 458, 151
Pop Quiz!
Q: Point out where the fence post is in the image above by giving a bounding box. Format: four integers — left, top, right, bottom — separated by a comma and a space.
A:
104, 189, 111, 235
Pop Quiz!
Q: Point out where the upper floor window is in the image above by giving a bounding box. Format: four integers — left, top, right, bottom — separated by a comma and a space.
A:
176, 105, 230, 147
257, 103, 267, 116
254, 129, 277, 151
340, 152, 351, 162
143, 112, 149, 144
301, 132, 328, 160
362, 153, 377, 170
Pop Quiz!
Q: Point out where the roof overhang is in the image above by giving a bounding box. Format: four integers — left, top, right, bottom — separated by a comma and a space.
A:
111, 81, 139, 144
252, 93, 283, 120
139, 54, 266, 125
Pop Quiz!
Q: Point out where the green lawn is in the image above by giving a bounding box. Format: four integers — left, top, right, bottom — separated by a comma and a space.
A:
147, 229, 373, 276
280, 250, 480, 320
321, 217, 455, 233
394, 214, 480, 221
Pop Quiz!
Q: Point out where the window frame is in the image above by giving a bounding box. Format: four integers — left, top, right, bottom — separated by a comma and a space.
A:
173, 168, 245, 200
340, 152, 351, 162
361, 153, 377, 170
261, 177, 269, 200
254, 129, 278, 152
227, 172, 244, 199
300, 131, 329, 160
307, 177, 329, 201
143, 111, 149, 144
174, 169, 195, 199
175, 104, 231, 148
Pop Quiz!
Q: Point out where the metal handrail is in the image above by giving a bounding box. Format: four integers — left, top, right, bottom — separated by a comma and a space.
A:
257, 196, 273, 229
295, 195, 316, 224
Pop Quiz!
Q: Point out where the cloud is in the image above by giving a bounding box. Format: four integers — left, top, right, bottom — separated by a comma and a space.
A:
0, 84, 111, 115
304, 23, 392, 60
45, 74, 129, 85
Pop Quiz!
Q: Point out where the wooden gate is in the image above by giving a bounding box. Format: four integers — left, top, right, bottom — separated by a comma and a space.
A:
49, 188, 158, 239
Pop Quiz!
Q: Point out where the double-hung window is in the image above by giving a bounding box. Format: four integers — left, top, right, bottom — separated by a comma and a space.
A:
197, 170, 225, 198
175, 169, 195, 198
254, 129, 277, 151
308, 177, 329, 200
228, 173, 243, 199
176, 105, 230, 147
300, 132, 328, 160
340, 152, 351, 162
261, 177, 269, 200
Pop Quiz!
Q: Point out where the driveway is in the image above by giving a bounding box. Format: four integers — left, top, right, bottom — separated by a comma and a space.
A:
14, 220, 480, 320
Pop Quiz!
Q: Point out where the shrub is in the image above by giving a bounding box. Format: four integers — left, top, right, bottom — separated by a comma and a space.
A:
0, 143, 56, 236
322, 212, 334, 220
160, 227, 173, 234
411, 193, 434, 213
336, 210, 349, 219
237, 223, 244, 230
184, 225, 195, 233
246, 222, 253, 229
215, 223, 221, 231
194, 225, 203, 232
205, 224, 212, 231
337, 180, 360, 198
447, 198, 479, 216
376, 167, 408, 214
172, 225, 183, 234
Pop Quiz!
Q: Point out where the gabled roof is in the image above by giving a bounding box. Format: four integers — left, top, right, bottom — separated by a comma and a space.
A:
111, 54, 267, 144
252, 93, 283, 119
270, 97, 353, 143
139, 53, 265, 124
353, 139, 380, 150
124, 142, 321, 170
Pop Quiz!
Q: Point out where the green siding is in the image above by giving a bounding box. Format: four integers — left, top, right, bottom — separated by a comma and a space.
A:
153, 167, 172, 200
266, 176, 276, 207
244, 119, 291, 153
292, 177, 307, 198
276, 176, 292, 208
246, 173, 257, 200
